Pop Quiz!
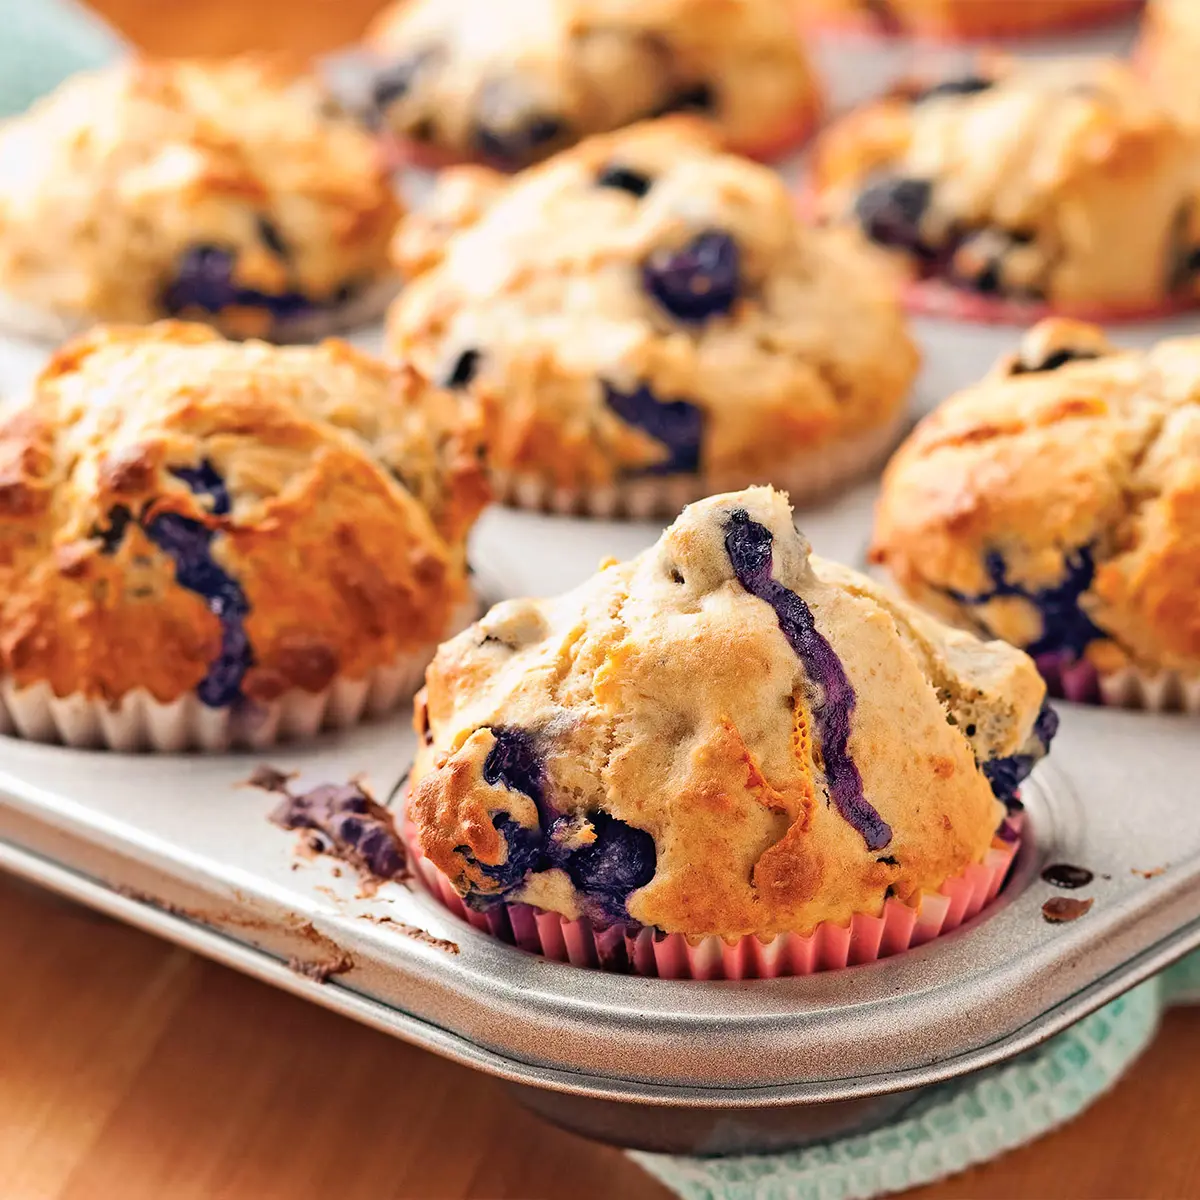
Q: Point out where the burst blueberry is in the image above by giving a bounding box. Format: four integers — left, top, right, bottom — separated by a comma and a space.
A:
603, 381, 704, 475
560, 812, 657, 927
982, 699, 1059, 807
724, 510, 892, 852
642, 230, 740, 323
945, 547, 1106, 661
853, 177, 934, 259
161, 244, 328, 322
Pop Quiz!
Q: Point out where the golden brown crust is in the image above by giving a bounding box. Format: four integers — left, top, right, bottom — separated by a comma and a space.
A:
0, 322, 488, 706
386, 119, 918, 495
1139, 0, 1200, 129
365, 0, 820, 165
0, 58, 401, 339
409, 487, 1045, 940
872, 318, 1200, 676
811, 57, 1200, 314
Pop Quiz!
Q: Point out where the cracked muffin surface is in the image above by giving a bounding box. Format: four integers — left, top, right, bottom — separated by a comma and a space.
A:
363, 0, 821, 168
872, 318, 1200, 689
0, 322, 488, 723
797, 0, 1139, 39
0, 58, 401, 342
386, 119, 917, 513
410, 486, 1049, 939
811, 57, 1200, 319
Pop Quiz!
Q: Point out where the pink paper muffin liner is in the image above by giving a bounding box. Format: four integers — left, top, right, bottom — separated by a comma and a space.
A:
405, 818, 1022, 980
1036, 654, 1200, 714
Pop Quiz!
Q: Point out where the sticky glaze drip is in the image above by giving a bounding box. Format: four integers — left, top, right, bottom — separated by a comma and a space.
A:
723, 509, 892, 852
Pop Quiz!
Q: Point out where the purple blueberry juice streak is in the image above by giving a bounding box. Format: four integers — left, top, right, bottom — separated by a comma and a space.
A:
723, 510, 893, 852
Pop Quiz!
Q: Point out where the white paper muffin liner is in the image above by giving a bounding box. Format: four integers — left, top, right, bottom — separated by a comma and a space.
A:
0, 275, 399, 346
0, 596, 475, 752
490, 410, 909, 519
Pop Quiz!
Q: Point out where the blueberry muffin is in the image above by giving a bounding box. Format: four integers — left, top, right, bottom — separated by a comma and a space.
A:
0, 322, 489, 751
362, 0, 821, 170
810, 57, 1200, 321
408, 486, 1050, 976
798, 0, 1140, 40
872, 319, 1200, 711
1139, 0, 1200, 128
387, 119, 918, 518
0, 58, 401, 343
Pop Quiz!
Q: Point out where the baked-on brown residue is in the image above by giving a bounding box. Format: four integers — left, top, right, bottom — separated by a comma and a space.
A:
361, 914, 460, 955
1042, 896, 1095, 923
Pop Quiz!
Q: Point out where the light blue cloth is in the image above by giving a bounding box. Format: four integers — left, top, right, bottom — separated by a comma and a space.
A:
0, 0, 124, 118
636, 964, 1196, 1200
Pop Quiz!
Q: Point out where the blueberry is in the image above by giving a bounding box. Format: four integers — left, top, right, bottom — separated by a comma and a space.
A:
144, 464, 254, 708
92, 504, 134, 555
723, 510, 892, 852
482, 726, 547, 818
170, 461, 231, 516
982, 700, 1059, 807
255, 215, 289, 259
161, 243, 321, 321
603, 382, 704, 475
913, 76, 995, 103
853, 177, 934, 258
945, 547, 1106, 661
1011, 348, 1101, 375
370, 51, 436, 112
562, 812, 656, 926
642, 230, 740, 323
664, 81, 716, 114
596, 164, 652, 198
443, 348, 480, 389
471, 80, 567, 167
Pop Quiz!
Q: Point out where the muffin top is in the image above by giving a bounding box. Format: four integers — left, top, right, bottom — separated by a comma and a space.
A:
386, 119, 918, 492
811, 57, 1200, 317
364, 0, 820, 168
872, 318, 1200, 678
410, 486, 1049, 940
0, 58, 401, 341
0, 322, 488, 709
1139, 0, 1200, 129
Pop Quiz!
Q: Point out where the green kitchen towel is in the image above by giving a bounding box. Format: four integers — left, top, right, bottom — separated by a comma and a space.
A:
634, 975, 1166, 1200
0, 0, 125, 118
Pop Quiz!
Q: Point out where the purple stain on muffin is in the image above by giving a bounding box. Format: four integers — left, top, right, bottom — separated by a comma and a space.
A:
946, 547, 1106, 662
723, 509, 893, 852
145, 463, 253, 709
161, 244, 357, 324
642, 230, 740, 323
982, 699, 1059, 807
270, 779, 409, 882
460, 726, 657, 925
603, 381, 704, 475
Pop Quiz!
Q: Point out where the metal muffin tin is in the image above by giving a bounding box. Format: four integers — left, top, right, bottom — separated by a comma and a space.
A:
3, 12, 1200, 1148
2, 333, 1199, 1153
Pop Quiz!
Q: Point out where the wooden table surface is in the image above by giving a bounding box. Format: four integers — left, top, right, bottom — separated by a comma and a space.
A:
5, 3, 1198, 1197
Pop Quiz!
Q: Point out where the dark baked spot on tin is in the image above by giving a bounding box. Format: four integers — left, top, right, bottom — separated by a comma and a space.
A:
1041, 863, 1094, 889
1042, 896, 1093, 923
